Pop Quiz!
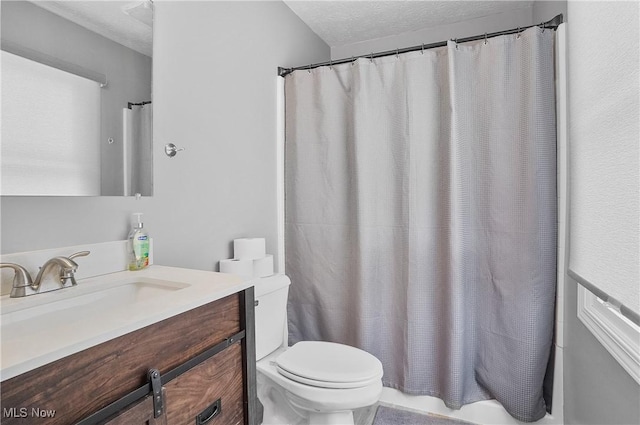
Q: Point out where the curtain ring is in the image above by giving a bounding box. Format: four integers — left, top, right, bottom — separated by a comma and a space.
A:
484, 32, 488, 44
370, 52, 374, 63
516, 26, 521, 39
329, 59, 333, 70
351, 56, 355, 66
396, 48, 399, 58
308, 64, 312, 74
455, 38, 459, 50
421, 43, 424, 55
541, 22, 546, 33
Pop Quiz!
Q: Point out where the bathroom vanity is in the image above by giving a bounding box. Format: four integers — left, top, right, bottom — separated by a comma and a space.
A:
0, 265, 257, 425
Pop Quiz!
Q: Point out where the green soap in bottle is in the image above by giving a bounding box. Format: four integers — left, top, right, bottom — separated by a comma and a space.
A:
128, 213, 150, 271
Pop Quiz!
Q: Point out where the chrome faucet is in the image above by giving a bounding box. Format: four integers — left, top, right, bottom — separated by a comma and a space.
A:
1, 251, 90, 298
33, 256, 79, 291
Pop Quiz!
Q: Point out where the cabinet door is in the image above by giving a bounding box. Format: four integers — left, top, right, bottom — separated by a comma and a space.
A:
102, 390, 167, 425
164, 344, 244, 425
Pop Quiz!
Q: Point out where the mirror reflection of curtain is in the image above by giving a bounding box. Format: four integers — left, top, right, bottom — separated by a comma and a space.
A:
122, 104, 152, 196
1, 50, 101, 195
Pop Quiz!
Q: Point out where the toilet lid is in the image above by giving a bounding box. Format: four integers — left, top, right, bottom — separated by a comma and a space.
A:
275, 341, 383, 388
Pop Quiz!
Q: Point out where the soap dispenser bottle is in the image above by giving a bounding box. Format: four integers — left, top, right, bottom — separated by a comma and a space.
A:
128, 213, 150, 271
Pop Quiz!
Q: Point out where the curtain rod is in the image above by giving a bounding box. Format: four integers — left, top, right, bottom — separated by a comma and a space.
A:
278, 14, 563, 77
127, 101, 152, 109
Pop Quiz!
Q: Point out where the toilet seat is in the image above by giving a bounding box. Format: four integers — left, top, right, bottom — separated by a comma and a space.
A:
276, 366, 381, 389
275, 341, 383, 389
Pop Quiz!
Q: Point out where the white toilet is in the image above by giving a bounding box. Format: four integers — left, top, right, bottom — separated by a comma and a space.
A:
254, 274, 383, 425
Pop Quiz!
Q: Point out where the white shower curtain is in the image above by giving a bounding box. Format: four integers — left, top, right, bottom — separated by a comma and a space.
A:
285, 27, 556, 422
123, 104, 153, 196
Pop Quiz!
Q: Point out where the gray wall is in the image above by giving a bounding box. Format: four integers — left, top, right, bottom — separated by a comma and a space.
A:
1, 1, 152, 196
563, 1, 640, 424
533, 1, 568, 25
564, 276, 640, 424
0, 1, 330, 274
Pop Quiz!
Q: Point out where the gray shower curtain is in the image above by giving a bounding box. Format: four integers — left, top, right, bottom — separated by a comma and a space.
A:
285, 27, 556, 422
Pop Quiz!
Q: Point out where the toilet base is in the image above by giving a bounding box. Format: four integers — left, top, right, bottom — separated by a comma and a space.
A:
258, 370, 360, 425
308, 411, 354, 425
259, 372, 306, 425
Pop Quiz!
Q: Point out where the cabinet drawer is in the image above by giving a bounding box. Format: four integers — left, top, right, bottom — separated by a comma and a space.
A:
164, 343, 244, 425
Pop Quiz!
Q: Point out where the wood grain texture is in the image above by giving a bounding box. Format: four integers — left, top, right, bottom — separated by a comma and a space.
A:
1, 294, 240, 425
102, 390, 167, 425
240, 287, 259, 425
164, 343, 244, 425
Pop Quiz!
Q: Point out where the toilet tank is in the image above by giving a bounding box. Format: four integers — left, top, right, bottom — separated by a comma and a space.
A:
254, 274, 291, 361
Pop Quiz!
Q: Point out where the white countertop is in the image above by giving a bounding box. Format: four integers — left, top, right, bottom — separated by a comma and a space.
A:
0, 265, 253, 381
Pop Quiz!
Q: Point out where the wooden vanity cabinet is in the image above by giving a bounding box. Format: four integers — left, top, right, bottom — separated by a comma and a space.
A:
0, 288, 257, 425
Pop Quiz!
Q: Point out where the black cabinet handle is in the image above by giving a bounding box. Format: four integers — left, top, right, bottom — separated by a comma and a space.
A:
196, 398, 221, 425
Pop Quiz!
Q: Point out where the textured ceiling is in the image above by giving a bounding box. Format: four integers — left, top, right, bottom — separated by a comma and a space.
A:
32, 1, 153, 57
283, 1, 534, 47
30, 1, 533, 57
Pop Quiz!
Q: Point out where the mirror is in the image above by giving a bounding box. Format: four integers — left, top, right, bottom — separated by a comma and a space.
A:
1, 0, 153, 196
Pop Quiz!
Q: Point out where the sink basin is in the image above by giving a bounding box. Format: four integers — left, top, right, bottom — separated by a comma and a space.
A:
1, 277, 190, 332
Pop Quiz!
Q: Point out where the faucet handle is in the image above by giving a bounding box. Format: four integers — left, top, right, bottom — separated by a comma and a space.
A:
58, 251, 88, 287
1, 263, 35, 298
68, 251, 90, 260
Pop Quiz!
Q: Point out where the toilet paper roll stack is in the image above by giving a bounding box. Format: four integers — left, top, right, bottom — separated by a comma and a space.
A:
219, 237, 274, 279
218, 258, 254, 279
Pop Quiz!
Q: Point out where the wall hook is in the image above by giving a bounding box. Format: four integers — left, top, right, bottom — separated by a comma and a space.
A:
164, 143, 185, 158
